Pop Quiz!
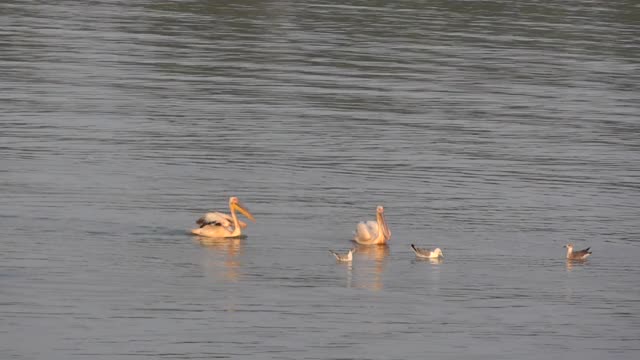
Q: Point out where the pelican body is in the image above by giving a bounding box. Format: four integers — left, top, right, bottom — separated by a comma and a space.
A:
564, 244, 592, 260
191, 197, 255, 238
411, 244, 444, 259
353, 205, 391, 245
196, 212, 248, 230
330, 248, 356, 262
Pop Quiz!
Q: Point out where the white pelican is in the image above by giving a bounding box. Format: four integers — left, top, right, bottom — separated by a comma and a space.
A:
353, 205, 391, 245
564, 244, 592, 260
411, 244, 444, 259
330, 248, 356, 262
191, 197, 255, 238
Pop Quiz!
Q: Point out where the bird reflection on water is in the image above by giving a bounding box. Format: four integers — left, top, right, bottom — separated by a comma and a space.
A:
350, 244, 390, 291
195, 236, 243, 282
565, 258, 589, 272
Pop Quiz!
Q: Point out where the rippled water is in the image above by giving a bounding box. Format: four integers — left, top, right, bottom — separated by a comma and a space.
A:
1, 1, 640, 359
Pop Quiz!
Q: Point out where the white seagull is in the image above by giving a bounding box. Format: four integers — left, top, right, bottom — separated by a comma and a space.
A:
411, 244, 444, 259
330, 248, 356, 262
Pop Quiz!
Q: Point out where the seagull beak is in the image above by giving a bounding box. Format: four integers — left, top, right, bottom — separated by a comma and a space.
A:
234, 201, 255, 222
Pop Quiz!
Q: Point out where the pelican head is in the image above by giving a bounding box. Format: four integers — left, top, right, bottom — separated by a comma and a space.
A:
433, 248, 444, 258
564, 243, 573, 250
376, 205, 391, 240
229, 196, 255, 221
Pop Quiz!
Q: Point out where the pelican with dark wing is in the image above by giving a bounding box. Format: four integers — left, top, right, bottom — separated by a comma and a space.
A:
191, 197, 255, 238
353, 205, 391, 245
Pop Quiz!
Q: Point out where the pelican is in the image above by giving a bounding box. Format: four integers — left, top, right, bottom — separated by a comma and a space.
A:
564, 244, 592, 260
191, 197, 255, 238
411, 244, 444, 259
353, 205, 391, 245
330, 248, 356, 262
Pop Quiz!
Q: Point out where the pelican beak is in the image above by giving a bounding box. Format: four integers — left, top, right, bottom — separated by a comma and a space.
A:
234, 201, 255, 222
379, 211, 391, 240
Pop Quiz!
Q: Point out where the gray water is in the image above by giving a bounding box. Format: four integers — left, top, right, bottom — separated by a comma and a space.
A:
1, 0, 640, 359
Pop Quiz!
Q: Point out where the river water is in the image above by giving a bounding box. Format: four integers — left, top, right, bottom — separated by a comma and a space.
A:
1, 1, 639, 359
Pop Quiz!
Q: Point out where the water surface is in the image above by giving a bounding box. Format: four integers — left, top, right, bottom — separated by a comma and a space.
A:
1, 1, 639, 359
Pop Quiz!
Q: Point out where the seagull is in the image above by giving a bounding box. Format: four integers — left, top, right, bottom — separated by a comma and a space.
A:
411, 244, 444, 259
564, 244, 592, 260
330, 248, 356, 262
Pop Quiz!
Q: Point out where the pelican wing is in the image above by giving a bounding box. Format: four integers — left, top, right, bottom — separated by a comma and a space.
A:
196, 212, 247, 229
354, 221, 379, 243
196, 212, 230, 227
364, 220, 380, 238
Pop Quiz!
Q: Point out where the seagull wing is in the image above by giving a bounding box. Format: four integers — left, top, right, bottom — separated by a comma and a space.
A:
574, 247, 592, 256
